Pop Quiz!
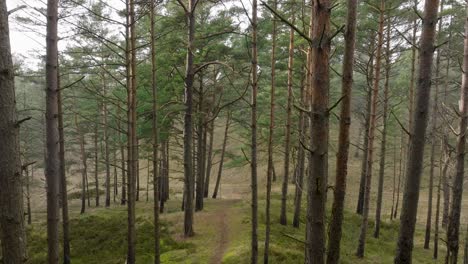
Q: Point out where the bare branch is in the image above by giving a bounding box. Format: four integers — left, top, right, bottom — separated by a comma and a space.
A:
8, 5, 26, 16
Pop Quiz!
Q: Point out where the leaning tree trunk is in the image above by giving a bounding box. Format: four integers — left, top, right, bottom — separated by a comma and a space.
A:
326, 0, 358, 262
45, 0, 60, 262
305, 0, 331, 262
394, 0, 440, 262
212, 112, 231, 199
356, 0, 385, 257
374, 20, 391, 239
446, 7, 468, 262
0, 1, 27, 262
279, 17, 295, 227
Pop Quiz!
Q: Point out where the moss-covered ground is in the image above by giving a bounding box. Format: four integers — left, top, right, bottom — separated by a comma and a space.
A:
23, 187, 458, 263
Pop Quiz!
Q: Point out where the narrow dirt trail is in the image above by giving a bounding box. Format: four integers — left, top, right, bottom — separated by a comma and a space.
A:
209, 208, 229, 264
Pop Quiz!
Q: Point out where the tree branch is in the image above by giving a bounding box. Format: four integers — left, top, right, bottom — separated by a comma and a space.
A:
261, 1, 312, 44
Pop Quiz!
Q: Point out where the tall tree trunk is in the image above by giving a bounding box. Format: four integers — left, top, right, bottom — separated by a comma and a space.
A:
196, 75, 205, 211
45, 0, 60, 262
305, 0, 331, 262
356, 32, 375, 215
446, 7, 468, 262
442, 20, 453, 229
75, 112, 87, 215
183, 0, 196, 237
94, 121, 100, 207
292, 64, 307, 228
102, 73, 111, 207
356, 0, 385, 257
0, 1, 27, 261
114, 146, 118, 202
434, 147, 449, 259
126, 0, 138, 261
204, 119, 215, 197
464, 225, 468, 264
27, 166, 33, 224
326, 0, 358, 262
136, 138, 140, 202
374, 20, 391, 239
264, 0, 278, 259
251, 0, 259, 262
118, 103, 126, 205
150, 1, 160, 262
212, 113, 230, 199
394, 0, 440, 262
391, 135, 397, 220
57, 71, 71, 264
394, 130, 404, 219
425, 0, 444, 249
279, 17, 295, 227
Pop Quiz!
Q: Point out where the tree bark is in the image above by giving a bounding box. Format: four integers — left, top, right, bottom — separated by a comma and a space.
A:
434, 147, 449, 259
75, 111, 87, 215
118, 103, 126, 205
264, 0, 278, 259
356, 32, 375, 215
279, 17, 295, 227
94, 120, 100, 207
394, 130, 404, 219
441, 20, 453, 230
424, 0, 444, 249
326, 0, 358, 262
305, 0, 331, 262
27, 166, 33, 225
251, 0, 259, 262
292, 64, 307, 228
390, 135, 397, 221
374, 19, 391, 239
182, 0, 196, 237
126, 0, 138, 261
204, 119, 215, 197
394, 0, 440, 262
45, 0, 60, 262
212, 113, 230, 199
356, 0, 385, 257
446, 7, 468, 262
102, 72, 111, 208
196, 74, 205, 211
150, 1, 160, 262
0, 1, 27, 261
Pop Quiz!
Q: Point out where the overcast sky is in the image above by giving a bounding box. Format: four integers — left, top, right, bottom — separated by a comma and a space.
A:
6, 0, 251, 68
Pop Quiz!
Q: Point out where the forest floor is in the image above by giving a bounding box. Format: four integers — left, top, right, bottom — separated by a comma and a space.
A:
21, 123, 468, 263
23, 184, 464, 263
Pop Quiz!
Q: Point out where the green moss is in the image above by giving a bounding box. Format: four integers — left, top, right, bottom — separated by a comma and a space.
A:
26, 206, 191, 264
